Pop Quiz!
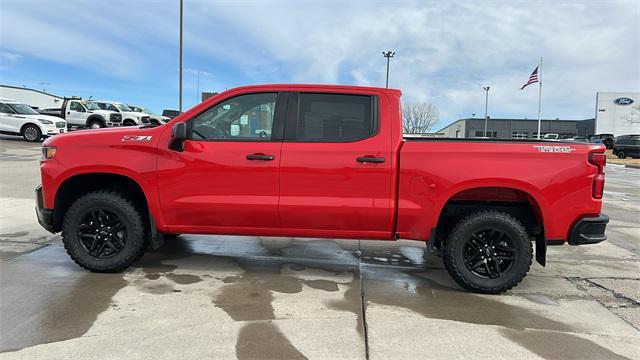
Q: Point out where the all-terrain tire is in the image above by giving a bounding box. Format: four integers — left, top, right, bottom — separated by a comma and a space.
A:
62, 190, 146, 272
443, 210, 532, 294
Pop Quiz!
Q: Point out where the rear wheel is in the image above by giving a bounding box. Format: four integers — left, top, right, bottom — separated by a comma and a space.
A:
443, 211, 532, 294
21, 124, 42, 142
62, 190, 146, 272
123, 120, 136, 126
617, 151, 627, 159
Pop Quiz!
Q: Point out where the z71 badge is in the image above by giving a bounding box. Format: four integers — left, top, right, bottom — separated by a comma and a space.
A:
122, 135, 152, 142
533, 145, 576, 153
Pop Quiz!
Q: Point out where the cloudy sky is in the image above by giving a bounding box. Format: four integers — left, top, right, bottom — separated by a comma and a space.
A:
1, 0, 638, 128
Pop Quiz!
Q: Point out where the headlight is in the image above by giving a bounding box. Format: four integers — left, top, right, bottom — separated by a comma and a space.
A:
38, 119, 54, 125
42, 146, 57, 160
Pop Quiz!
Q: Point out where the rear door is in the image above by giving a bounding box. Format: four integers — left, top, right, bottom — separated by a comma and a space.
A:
278, 91, 394, 238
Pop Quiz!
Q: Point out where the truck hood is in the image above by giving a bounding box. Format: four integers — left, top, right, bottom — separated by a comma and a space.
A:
18, 114, 65, 123
89, 109, 116, 116
43, 125, 160, 147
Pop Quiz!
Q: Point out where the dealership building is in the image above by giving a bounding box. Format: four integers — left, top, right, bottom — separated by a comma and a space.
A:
0, 84, 64, 110
595, 92, 639, 136
436, 117, 595, 139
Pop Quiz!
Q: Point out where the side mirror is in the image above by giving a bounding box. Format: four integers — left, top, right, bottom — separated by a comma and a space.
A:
169, 122, 187, 151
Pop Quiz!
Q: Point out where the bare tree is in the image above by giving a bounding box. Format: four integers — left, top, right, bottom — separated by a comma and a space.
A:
402, 102, 439, 134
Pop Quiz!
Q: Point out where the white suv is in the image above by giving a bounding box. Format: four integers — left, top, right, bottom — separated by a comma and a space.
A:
93, 101, 150, 126
0, 99, 66, 142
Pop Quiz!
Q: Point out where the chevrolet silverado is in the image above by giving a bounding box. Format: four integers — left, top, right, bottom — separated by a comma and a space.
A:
36, 84, 608, 293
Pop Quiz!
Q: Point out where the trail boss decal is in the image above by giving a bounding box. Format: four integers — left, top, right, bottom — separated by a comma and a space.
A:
122, 135, 152, 142
533, 145, 576, 153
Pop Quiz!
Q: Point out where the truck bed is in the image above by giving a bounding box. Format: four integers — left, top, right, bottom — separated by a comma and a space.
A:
395, 139, 604, 241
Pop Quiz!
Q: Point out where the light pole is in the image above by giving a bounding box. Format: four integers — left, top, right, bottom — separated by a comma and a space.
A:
483, 86, 490, 137
382, 51, 395, 88
179, 0, 183, 113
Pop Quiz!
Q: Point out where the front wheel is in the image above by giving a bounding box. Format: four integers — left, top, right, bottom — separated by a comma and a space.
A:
88, 120, 104, 129
22, 124, 42, 142
62, 190, 146, 272
443, 211, 532, 294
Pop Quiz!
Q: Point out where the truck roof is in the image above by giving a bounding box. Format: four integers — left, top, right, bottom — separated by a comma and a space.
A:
222, 84, 402, 97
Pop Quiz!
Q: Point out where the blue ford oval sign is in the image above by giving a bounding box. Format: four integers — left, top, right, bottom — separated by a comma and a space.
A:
614, 97, 634, 105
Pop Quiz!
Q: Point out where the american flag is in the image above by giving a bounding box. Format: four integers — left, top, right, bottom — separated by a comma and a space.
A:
520, 66, 539, 90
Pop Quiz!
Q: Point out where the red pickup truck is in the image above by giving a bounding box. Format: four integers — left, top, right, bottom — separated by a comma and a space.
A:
36, 84, 608, 293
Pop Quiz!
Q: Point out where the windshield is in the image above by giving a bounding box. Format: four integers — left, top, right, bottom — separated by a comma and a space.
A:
115, 103, 132, 111
8, 103, 39, 115
139, 106, 155, 115
84, 102, 100, 110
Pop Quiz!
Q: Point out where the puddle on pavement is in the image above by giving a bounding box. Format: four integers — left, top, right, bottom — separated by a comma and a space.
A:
1, 235, 622, 358
0, 245, 128, 352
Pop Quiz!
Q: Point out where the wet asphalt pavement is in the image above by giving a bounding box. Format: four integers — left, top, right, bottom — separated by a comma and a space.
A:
0, 135, 639, 359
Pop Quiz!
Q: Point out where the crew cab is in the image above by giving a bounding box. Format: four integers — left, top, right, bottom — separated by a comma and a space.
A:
0, 98, 66, 141
40, 97, 122, 129
93, 101, 150, 126
35, 84, 609, 293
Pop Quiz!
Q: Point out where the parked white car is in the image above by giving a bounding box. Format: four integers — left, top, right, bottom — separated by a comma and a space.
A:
0, 98, 66, 142
128, 105, 170, 125
93, 101, 150, 126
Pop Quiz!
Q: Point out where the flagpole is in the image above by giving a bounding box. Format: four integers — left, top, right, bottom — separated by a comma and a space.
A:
537, 57, 543, 139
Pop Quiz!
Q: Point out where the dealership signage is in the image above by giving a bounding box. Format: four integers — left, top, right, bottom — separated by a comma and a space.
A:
613, 97, 634, 105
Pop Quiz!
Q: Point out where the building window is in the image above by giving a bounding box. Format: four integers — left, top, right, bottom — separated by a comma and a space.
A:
512, 131, 528, 139
475, 131, 497, 138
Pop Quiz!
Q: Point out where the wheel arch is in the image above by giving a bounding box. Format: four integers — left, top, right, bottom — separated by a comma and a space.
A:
433, 184, 548, 266
86, 114, 106, 127
52, 173, 159, 241
20, 122, 42, 133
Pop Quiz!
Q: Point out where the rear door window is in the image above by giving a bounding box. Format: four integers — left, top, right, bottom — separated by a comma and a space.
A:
294, 93, 377, 142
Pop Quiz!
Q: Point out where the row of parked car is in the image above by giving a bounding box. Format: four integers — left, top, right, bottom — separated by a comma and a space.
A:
0, 97, 181, 142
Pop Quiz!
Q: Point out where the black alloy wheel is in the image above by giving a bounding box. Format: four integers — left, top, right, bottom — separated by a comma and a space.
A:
62, 190, 146, 272
462, 229, 516, 279
77, 208, 127, 258
443, 210, 532, 294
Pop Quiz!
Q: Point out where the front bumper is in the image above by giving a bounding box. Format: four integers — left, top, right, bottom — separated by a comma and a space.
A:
35, 185, 56, 233
568, 214, 609, 245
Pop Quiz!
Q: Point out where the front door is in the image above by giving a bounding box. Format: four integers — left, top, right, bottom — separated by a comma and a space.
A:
157, 92, 286, 234
67, 101, 87, 125
0, 103, 17, 132
279, 91, 394, 238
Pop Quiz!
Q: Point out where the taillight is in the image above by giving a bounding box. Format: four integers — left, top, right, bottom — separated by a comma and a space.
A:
589, 151, 606, 199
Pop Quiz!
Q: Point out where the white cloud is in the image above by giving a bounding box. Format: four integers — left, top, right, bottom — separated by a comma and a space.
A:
1, 51, 22, 61
0, 0, 638, 124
